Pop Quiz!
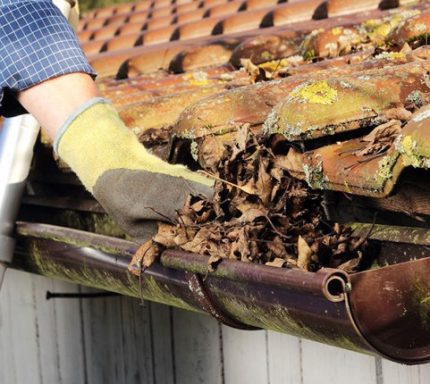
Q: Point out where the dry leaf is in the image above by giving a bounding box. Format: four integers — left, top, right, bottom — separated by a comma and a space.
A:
129, 240, 161, 275
297, 236, 313, 271
266, 258, 286, 268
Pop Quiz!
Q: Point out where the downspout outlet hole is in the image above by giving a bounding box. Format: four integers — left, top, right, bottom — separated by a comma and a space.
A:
326, 277, 346, 302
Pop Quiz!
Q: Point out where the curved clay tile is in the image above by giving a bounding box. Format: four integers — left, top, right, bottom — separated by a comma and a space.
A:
102, 33, 140, 52
145, 14, 176, 30
84, 17, 107, 31
202, 0, 230, 7
175, 9, 207, 24
82, 9, 97, 20
214, 8, 270, 34
77, 29, 94, 42
269, 0, 327, 26
94, 6, 116, 19
173, 17, 223, 40
328, 0, 394, 17
153, 0, 174, 9
169, 43, 237, 72
176, 2, 203, 13
91, 24, 121, 42
206, 1, 245, 17
390, 11, 430, 46
134, 2, 153, 12
82, 39, 107, 56
141, 25, 177, 45
117, 21, 147, 36
116, 44, 187, 78
150, 6, 174, 18
229, 31, 302, 67
104, 14, 130, 28
267, 62, 430, 140
114, 2, 136, 15
127, 10, 150, 24
246, 0, 285, 10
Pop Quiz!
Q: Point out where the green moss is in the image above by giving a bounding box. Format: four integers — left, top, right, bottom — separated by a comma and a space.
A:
303, 158, 329, 190
218, 296, 367, 353
260, 51, 274, 61
411, 279, 430, 331
141, 276, 197, 311
375, 153, 400, 185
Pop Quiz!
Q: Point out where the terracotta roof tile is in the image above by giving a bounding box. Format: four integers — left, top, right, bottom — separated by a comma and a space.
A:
144, 14, 176, 30
141, 25, 178, 44
87, 7, 394, 77
90, 23, 121, 42
206, 1, 245, 17
71, 0, 430, 210
176, 2, 203, 13
270, 0, 329, 25
115, 21, 146, 36
265, 62, 430, 141
150, 6, 174, 18
126, 10, 150, 24
133, 1, 152, 12
175, 8, 207, 24
82, 16, 107, 31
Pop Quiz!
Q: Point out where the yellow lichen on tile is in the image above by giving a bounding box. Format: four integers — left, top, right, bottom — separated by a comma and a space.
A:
375, 51, 406, 60
259, 58, 291, 71
331, 27, 343, 36
184, 72, 209, 86
288, 81, 338, 105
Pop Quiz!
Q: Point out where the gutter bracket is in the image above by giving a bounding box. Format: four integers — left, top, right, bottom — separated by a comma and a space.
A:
184, 271, 261, 330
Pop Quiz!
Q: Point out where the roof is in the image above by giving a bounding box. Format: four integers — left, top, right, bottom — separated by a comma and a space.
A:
77, 0, 430, 211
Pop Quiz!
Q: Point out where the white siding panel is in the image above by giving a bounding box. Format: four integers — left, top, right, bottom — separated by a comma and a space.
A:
222, 326, 268, 384
51, 280, 86, 384
267, 332, 302, 384
382, 359, 421, 384
80, 287, 126, 384
0, 270, 42, 384
31, 275, 63, 384
150, 303, 175, 384
119, 297, 154, 384
2, 271, 430, 384
301, 339, 378, 384
172, 308, 223, 384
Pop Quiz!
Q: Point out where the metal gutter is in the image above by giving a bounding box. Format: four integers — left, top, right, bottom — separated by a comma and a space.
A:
11, 221, 430, 364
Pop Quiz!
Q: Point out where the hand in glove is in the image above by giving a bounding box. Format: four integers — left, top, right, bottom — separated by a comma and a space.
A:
54, 98, 214, 240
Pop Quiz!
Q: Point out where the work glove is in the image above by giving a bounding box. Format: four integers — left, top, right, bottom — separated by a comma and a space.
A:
54, 98, 214, 240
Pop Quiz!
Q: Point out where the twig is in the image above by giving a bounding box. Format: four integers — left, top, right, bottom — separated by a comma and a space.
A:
351, 214, 377, 251
264, 214, 291, 240
144, 206, 176, 224
198, 170, 253, 194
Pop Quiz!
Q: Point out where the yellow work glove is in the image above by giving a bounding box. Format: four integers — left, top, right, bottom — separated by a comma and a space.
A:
54, 98, 214, 240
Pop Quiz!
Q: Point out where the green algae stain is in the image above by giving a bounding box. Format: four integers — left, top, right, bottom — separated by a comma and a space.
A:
411, 279, 430, 331
217, 295, 367, 353
288, 81, 338, 105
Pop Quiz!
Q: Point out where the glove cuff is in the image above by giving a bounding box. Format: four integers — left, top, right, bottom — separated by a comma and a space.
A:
53, 97, 109, 154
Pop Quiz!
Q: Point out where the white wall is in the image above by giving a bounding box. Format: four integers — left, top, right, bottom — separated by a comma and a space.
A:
1, 270, 429, 384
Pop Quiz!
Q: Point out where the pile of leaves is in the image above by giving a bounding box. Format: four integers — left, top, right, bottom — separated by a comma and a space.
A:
130, 125, 373, 275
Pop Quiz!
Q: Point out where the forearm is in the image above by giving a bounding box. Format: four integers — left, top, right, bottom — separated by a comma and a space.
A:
18, 73, 100, 139
0, 0, 96, 128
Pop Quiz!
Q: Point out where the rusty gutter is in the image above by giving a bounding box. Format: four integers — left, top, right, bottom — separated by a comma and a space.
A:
11, 221, 430, 364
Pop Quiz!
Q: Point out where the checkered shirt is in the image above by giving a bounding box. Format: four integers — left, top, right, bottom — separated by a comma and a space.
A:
0, 0, 96, 116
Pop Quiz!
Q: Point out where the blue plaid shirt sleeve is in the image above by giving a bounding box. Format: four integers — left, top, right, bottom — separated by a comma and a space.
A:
0, 0, 96, 116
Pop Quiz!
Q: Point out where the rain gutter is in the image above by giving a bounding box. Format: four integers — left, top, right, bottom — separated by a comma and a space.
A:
11, 221, 430, 364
